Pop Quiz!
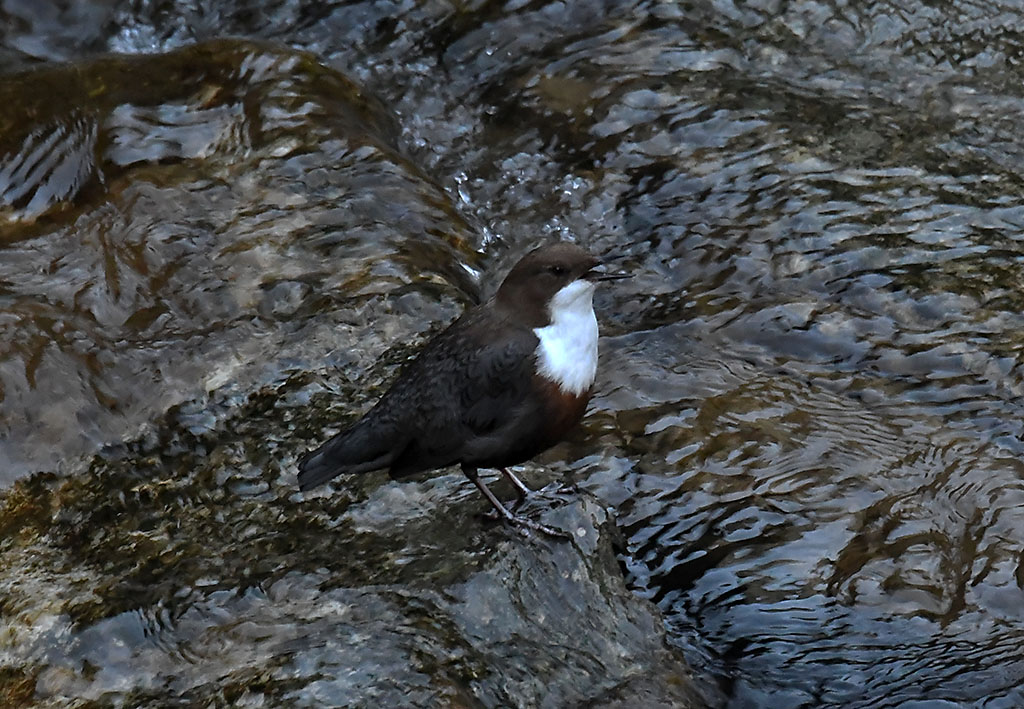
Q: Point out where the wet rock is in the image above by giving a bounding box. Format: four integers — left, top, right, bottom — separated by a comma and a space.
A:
7, 470, 707, 707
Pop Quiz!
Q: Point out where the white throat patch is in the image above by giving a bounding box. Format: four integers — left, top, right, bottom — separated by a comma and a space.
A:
533, 279, 599, 396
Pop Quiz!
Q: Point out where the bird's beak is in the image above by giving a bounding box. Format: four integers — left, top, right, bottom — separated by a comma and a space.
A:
584, 265, 631, 282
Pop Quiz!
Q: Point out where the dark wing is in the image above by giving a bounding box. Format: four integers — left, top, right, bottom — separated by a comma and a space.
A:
379, 311, 539, 477
297, 306, 539, 488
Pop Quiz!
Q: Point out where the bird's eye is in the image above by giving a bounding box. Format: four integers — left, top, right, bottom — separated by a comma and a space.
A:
550, 265, 567, 276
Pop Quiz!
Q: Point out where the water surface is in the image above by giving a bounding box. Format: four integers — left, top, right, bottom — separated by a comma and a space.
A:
2, 1, 1024, 706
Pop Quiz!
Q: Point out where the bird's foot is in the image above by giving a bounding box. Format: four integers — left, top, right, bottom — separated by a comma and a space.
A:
482, 505, 511, 520
478, 468, 531, 516
505, 513, 571, 539
478, 499, 568, 538
466, 468, 569, 539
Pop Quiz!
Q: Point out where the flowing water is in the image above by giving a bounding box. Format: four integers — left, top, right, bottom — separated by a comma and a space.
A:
2, 1, 1024, 706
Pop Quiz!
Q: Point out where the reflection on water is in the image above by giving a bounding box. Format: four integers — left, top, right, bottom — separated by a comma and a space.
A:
583, 334, 1024, 705
2, 0, 1024, 706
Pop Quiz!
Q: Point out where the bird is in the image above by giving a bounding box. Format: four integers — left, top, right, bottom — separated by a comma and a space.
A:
297, 242, 627, 535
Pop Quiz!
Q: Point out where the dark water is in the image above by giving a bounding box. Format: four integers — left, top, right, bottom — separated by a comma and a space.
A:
2, 1, 1024, 707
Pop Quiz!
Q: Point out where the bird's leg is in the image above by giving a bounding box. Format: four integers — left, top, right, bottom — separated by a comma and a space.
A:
462, 466, 567, 539
499, 467, 531, 506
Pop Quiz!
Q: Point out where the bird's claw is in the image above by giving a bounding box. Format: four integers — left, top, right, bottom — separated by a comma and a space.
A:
479, 505, 568, 538
507, 515, 572, 539
466, 467, 569, 539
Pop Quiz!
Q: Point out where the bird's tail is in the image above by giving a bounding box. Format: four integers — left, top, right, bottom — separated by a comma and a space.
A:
296, 448, 345, 490
296, 422, 398, 491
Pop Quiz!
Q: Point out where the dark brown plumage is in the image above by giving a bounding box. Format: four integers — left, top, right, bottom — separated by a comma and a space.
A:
297, 242, 625, 534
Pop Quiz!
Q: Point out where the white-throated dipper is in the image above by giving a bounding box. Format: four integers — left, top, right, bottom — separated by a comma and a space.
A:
297, 242, 626, 535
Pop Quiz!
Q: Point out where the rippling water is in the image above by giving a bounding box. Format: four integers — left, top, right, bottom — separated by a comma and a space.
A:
2, 1, 1024, 706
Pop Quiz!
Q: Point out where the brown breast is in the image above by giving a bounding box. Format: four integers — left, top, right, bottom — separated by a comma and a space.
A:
532, 374, 592, 449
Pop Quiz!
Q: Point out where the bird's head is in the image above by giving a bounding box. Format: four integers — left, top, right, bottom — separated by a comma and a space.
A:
495, 243, 627, 327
